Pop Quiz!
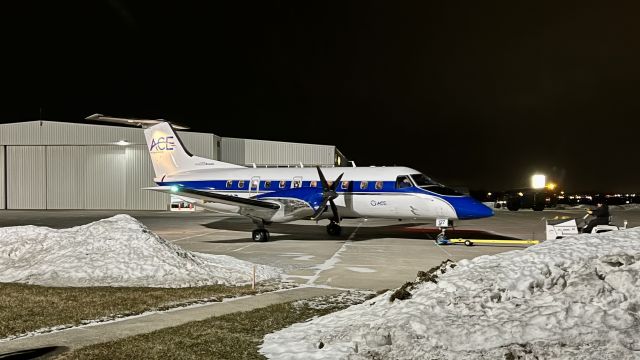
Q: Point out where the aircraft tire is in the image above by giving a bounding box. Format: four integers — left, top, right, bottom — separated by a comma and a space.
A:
327, 223, 342, 236
464, 240, 473, 246
252, 229, 269, 242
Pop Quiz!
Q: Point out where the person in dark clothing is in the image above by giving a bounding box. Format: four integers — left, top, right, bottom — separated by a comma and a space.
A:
582, 202, 610, 233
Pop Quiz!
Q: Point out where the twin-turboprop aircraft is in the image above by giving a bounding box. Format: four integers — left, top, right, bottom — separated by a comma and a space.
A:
143, 122, 494, 241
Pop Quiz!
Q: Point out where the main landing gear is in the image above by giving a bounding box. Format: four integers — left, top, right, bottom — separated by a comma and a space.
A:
252, 220, 270, 242
326, 221, 342, 236
252, 229, 270, 242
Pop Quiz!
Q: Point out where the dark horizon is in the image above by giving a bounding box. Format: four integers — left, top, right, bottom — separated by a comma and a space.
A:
2, 2, 640, 193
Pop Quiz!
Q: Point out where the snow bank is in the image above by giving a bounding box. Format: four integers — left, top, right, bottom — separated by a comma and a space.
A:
261, 228, 640, 359
0, 214, 281, 287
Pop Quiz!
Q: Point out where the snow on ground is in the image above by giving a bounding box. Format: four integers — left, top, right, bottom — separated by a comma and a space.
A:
0, 214, 281, 287
261, 228, 640, 359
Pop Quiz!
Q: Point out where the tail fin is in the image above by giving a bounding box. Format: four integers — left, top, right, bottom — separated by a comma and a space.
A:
144, 122, 243, 178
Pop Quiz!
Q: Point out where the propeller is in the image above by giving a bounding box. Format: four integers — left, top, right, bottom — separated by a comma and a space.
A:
311, 166, 344, 222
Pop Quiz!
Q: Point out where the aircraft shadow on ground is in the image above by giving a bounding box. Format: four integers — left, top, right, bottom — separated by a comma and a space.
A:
0, 346, 69, 360
201, 220, 520, 244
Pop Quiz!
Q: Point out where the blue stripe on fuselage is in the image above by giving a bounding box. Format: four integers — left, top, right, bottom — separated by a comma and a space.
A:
158, 180, 493, 219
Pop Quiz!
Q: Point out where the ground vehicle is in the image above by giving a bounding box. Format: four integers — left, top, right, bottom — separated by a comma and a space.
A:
503, 188, 554, 211
545, 215, 628, 240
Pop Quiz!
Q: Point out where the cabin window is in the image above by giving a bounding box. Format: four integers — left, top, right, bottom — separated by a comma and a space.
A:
264, 180, 271, 189
396, 176, 412, 189
341, 181, 349, 190
360, 181, 368, 190
310, 181, 317, 188
327, 181, 334, 187
375, 181, 383, 190
293, 179, 302, 188
226, 180, 233, 188
279, 180, 286, 189
238, 180, 245, 188
251, 179, 259, 190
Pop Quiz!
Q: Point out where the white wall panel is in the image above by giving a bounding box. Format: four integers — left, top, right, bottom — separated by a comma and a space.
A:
176, 131, 217, 159
125, 145, 168, 210
84, 146, 126, 209
220, 138, 246, 165
46, 146, 85, 209
7, 146, 46, 209
244, 139, 335, 166
0, 146, 5, 209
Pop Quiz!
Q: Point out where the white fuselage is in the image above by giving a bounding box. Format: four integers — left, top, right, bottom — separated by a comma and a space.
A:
159, 166, 460, 222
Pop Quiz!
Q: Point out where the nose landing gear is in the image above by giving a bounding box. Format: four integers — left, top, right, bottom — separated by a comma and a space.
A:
327, 221, 342, 236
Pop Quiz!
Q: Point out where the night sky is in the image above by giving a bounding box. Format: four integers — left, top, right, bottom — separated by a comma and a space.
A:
2, 1, 639, 192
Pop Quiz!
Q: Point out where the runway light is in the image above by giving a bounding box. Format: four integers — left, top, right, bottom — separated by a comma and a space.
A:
531, 174, 546, 189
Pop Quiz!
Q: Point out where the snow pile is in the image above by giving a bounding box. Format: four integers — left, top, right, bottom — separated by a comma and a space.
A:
0, 215, 281, 287
261, 228, 640, 359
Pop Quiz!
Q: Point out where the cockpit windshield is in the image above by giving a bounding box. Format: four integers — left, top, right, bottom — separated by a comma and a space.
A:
410, 174, 440, 187
410, 173, 464, 196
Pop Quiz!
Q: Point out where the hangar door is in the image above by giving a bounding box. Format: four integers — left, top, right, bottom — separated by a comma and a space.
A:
6, 146, 46, 209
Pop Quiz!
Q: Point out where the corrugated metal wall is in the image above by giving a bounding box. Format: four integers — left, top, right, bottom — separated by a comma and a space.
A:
0, 146, 5, 209
46, 146, 85, 209
84, 146, 127, 209
0, 121, 216, 159
221, 138, 245, 165
221, 137, 336, 166
0, 121, 216, 210
7, 146, 46, 209
0, 121, 345, 210
125, 145, 168, 210
244, 139, 335, 166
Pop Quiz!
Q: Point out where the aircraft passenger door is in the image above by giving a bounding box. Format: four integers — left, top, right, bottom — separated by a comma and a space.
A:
292, 176, 303, 189
250, 176, 260, 195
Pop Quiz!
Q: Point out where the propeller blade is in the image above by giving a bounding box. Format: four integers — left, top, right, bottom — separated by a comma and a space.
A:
316, 166, 329, 191
312, 166, 343, 222
311, 197, 330, 220
330, 173, 344, 192
329, 199, 340, 223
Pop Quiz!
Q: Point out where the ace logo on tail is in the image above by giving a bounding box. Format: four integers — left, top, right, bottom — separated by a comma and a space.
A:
150, 136, 176, 151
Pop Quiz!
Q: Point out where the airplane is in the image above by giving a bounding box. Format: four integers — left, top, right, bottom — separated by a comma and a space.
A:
143, 122, 494, 241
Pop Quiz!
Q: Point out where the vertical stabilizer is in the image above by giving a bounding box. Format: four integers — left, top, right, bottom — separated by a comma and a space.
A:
144, 122, 243, 178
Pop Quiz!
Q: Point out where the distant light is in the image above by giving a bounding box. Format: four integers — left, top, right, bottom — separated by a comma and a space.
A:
531, 174, 546, 189
487, 192, 492, 196
170, 185, 179, 193
518, 192, 524, 197
546, 182, 557, 191
115, 140, 130, 146
560, 191, 565, 195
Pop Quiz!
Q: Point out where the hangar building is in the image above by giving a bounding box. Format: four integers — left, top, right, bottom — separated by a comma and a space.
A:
0, 121, 347, 210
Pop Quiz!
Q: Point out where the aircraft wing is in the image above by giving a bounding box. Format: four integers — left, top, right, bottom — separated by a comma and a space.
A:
144, 186, 280, 211
144, 186, 324, 222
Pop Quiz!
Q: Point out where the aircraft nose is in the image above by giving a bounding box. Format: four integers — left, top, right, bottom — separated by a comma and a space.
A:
455, 197, 494, 219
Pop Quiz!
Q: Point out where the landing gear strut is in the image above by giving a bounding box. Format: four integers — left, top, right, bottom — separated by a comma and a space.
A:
252, 220, 270, 242
436, 228, 449, 245
326, 221, 342, 236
